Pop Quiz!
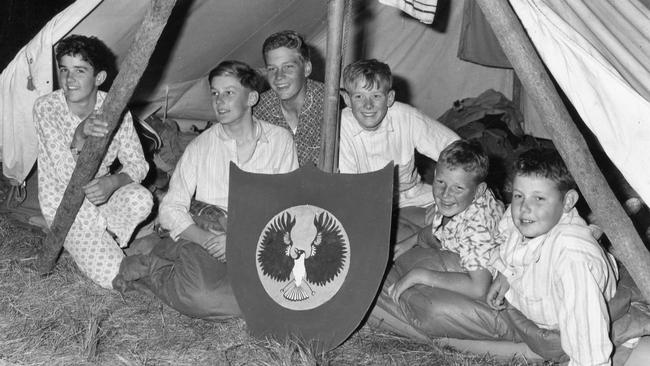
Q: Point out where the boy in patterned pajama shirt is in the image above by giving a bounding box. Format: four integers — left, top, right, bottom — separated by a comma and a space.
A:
389, 139, 504, 301
33, 35, 152, 288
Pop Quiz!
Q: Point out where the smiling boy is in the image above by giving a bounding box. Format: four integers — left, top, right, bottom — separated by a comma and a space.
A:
254, 30, 324, 166
488, 148, 618, 366
338, 59, 459, 209
389, 140, 504, 301
115, 60, 298, 319
33, 35, 152, 289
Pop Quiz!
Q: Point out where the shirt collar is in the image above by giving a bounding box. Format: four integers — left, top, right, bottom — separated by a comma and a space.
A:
265, 78, 316, 120
57, 89, 106, 121
214, 117, 269, 144
500, 207, 583, 268
428, 186, 493, 231
348, 109, 394, 137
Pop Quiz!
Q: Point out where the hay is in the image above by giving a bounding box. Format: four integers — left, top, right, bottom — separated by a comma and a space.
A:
0, 214, 535, 365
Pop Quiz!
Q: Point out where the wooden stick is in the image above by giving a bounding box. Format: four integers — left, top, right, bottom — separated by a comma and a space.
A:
319, 0, 346, 173
476, 0, 650, 303
36, 0, 178, 274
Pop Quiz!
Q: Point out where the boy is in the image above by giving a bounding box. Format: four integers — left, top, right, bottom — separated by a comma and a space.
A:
254, 30, 324, 166
338, 59, 459, 209
114, 61, 298, 319
487, 148, 618, 366
33, 35, 152, 288
389, 139, 504, 301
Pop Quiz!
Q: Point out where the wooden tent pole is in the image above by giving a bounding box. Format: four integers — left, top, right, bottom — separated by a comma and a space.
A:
476, 0, 650, 302
319, 0, 346, 173
36, 0, 178, 274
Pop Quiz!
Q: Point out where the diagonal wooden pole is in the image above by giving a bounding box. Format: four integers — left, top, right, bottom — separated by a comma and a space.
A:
476, 0, 650, 303
36, 0, 178, 274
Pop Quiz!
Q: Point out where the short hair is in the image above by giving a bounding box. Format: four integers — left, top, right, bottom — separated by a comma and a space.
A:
343, 59, 392, 92
513, 148, 577, 193
262, 30, 310, 63
438, 139, 489, 183
55, 35, 117, 78
208, 60, 265, 93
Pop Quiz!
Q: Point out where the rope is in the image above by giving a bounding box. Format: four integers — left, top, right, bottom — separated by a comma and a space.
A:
341, 0, 352, 61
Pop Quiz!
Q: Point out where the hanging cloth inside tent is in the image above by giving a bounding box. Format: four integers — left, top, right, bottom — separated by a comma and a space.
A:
457, 0, 511, 68
378, 0, 438, 24
0, 0, 103, 185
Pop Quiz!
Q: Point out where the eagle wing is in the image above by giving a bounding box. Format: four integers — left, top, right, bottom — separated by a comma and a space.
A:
305, 212, 347, 286
257, 212, 296, 282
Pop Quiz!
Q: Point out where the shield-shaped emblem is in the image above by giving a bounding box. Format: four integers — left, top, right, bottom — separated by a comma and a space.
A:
227, 162, 394, 352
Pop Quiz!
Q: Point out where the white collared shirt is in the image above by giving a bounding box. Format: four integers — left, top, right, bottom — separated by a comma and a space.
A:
338, 101, 459, 208
492, 207, 618, 366
159, 118, 298, 239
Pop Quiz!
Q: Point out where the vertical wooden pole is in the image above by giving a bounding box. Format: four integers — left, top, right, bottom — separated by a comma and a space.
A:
476, 0, 650, 302
37, 0, 178, 274
319, 0, 346, 173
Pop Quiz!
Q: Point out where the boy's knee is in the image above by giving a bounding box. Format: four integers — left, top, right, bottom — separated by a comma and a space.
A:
120, 183, 154, 218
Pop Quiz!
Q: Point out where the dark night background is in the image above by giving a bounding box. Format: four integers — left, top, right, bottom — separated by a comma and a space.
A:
0, 0, 75, 71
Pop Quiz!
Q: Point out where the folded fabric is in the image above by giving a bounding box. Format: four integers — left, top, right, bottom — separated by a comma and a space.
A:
379, 0, 438, 24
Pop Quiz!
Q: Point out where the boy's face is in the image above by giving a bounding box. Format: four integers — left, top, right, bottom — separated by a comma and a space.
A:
210, 74, 257, 125
264, 47, 311, 102
433, 163, 485, 217
343, 80, 395, 131
511, 174, 577, 238
57, 54, 105, 105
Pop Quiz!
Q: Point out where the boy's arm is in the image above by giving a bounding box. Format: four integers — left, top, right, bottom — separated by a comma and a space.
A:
409, 107, 459, 161
554, 260, 613, 366
337, 118, 359, 174
389, 267, 492, 302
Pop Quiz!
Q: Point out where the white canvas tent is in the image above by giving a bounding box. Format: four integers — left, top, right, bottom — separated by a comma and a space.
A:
1, 0, 650, 362
1, 0, 648, 207
1, 0, 515, 184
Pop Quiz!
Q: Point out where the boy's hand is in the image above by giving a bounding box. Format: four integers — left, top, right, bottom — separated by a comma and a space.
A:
487, 272, 510, 310
82, 114, 110, 138
387, 269, 423, 304
83, 176, 119, 205
201, 230, 227, 262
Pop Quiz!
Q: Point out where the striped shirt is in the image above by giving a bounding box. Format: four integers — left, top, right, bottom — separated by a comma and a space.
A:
426, 188, 503, 273
159, 119, 298, 239
339, 101, 459, 208
491, 207, 618, 366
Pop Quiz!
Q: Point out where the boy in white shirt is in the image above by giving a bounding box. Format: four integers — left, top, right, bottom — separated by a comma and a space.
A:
488, 148, 618, 366
114, 61, 298, 319
338, 59, 459, 209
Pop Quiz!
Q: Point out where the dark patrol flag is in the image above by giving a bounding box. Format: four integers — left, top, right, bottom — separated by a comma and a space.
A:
226, 162, 394, 352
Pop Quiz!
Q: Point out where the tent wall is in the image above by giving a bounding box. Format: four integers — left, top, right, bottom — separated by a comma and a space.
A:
1, 0, 513, 183
72, 0, 330, 121
511, 0, 650, 208
332, 0, 513, 120
0, 0, 102, 184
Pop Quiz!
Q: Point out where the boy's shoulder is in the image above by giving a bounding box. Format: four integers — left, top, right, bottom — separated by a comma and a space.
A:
258, 118, 294, 142
544, 213, 611, 264
35, 89, 64, 107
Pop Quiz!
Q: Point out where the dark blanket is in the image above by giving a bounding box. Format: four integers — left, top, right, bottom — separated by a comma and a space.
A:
114, 201, 240, 320
371, 224, 639, 362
